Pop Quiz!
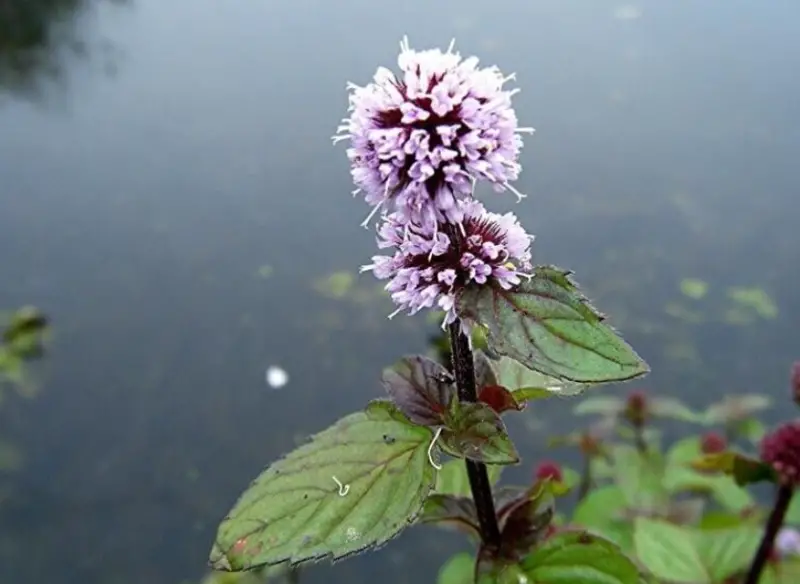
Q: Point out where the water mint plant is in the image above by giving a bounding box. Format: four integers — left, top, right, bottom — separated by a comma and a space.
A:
209, 38, 651, 583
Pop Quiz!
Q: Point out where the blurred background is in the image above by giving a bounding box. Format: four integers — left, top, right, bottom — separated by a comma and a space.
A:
0, 0, 798, 583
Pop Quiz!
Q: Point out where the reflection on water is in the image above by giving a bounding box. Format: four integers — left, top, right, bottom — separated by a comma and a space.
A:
0, 0, 799, 583
0, 0, 124, 102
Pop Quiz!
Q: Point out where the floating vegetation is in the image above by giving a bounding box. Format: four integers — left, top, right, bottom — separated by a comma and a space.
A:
0, 440, 22, 472
312, 271, 355, 300
664, 302, 705, 324
666, 279, 779, 328
255, 265, 274, 279
680, 278, 709, 300
0, 306, 50, 399
726, 286, 778, 321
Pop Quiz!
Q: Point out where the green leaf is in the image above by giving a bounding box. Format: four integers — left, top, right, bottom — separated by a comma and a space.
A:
696, 524, 761, 582
610, 445, 670, 512
649, 397, 703, 423
634, 518, 762, 583
573, 395, 624, 416
786, 494, 800, 524
209, 406, 436, 570
441, 401, 520, 464
698, 511, 750, 529
491, 355, 588, 399
457, 266, 649, 383
734, 418, 767, 443
520, 531, 641, 584
434, 458, 503, 497
572, 485, 634, 552
633, 519, 708, 583
437, 552, 475, 584
664, 437, 754, 512
759, 559, 800, 584
703, 394, 772, 425
573, 485, 627, 529
692, 451, 777, 486
381, 355, 455, 426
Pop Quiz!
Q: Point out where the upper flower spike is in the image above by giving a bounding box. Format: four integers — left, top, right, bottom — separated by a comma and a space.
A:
361, 200, 533, 327
334, 37, 533, 230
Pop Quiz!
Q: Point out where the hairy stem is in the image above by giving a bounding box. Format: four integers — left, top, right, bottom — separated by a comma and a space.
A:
743, 483, 795, 584
448, 321, 502, 550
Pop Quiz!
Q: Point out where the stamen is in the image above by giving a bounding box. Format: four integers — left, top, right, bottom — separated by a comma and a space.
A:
360, 201, 384, 229
505, 182, 527, 202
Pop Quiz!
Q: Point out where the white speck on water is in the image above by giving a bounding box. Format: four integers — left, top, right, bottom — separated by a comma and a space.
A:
265, 365, 288, 389
613, 5, 642, 20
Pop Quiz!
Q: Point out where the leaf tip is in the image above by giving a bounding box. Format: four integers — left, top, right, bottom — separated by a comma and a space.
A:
208, 544, 233, 572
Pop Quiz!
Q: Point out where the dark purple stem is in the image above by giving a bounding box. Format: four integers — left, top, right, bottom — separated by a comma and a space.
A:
743, 483, 794, 584
448, 321, 502, 550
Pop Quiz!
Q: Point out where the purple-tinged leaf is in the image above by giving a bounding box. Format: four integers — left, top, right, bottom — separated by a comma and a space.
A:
481, 481, 559, 563
478, 385, 523, 414
456, 266, 649, 384
419, 494, 480, 538
440, 402, 520, 465
382, 355, 456, 427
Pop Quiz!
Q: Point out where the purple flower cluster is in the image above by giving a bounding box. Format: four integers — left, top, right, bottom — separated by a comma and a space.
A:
362, 200, 532, 324
334, 37, 532, 230
760, 420, 800, 486
337, 38, 534, 324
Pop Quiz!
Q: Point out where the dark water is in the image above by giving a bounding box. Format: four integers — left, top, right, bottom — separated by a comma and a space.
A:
0, 1, 798, 583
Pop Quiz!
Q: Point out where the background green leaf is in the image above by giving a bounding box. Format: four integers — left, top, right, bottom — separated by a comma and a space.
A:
696, 524, 761, 582
611, 445, 670, 512
633, 518, 708, 583
520, 531, 641, 584
457, 266, 649, 383
434, 458, 503, 497
634, 518, 762, 583
437, 552, 475, 584
209, 405, 436, 570
491, 355, 588, 398
663, 438, 754, 512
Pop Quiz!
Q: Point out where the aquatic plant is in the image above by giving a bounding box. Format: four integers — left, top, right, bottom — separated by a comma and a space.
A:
206, 38, 798, 584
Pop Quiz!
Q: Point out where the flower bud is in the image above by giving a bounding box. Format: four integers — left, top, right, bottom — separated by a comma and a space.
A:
760, 420, 800, 486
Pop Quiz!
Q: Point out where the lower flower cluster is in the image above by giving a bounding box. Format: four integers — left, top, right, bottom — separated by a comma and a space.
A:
362, 200, 532, 324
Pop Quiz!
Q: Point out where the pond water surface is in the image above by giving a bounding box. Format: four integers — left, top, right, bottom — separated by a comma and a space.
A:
0, 1, 798, 583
